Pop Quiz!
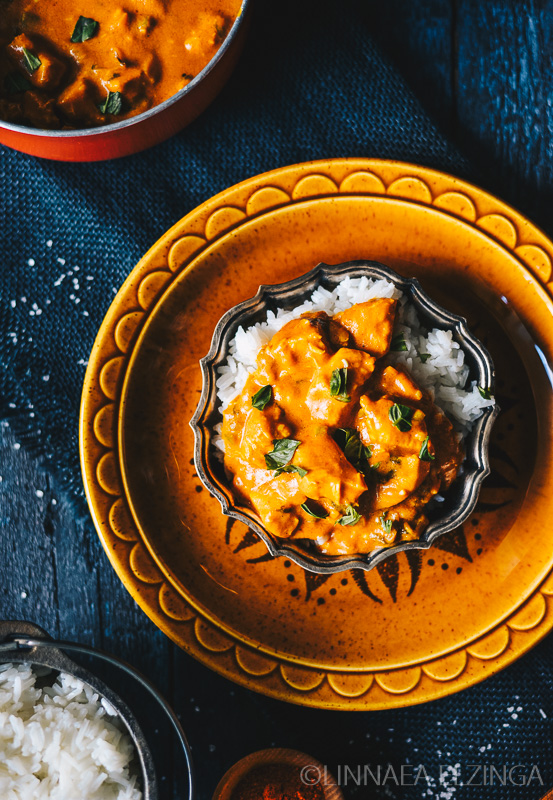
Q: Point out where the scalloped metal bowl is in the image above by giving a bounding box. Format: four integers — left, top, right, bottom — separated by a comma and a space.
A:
190, 260, 499, 574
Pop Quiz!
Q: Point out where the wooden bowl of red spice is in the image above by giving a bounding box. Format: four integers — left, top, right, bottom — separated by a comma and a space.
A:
213, 749, 343, 800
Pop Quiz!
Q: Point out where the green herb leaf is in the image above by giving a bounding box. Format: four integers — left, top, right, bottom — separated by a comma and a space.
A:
391, 332, 408, 352
22, 47, 41, 73
389, 403, 414, 432
274, 465, 307, 478
334, 428, 370, 473
301, 501, 329, 519
264, 438, 300, 471
380, 514, 393, 535
251, 385, 272, 411
330, 367, 351, 402
477, 386, 493, 400
98, 91, 123, 115
419, 353, 430, 363
71, 16, 99, 42
338, 505, 361, 526
4, 71, 31, 94
419, 435, 435, 462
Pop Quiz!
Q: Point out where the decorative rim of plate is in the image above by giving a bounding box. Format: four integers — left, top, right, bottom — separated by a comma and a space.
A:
191, 259, 499, 573
80, 158, 553, 710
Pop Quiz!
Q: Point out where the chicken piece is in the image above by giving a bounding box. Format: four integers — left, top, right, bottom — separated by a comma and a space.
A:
56, 78, 102, 126
296, 431, 367, 509
372, 454, 430, 510
356, 395, 428, 456
223, 388, 291, 472
7, 34, 66, 90
334, 298, 397, 356
372, 365, 423, 404
422, 405, 463, 490
304, 347, 375, 427
94, 66, 148, 104
184, 12, 229, 56
248, 476, 302, 538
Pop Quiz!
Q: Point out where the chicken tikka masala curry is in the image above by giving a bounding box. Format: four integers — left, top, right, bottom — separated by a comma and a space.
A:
222, 299, 463, 556
0, 0, 240, 128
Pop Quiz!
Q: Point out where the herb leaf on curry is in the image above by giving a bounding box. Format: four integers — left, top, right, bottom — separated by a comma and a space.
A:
5, 72, 31, 94
301, 501, 329, 519
380, 514, 393, 535
22, 47, 41, 73
338, 505, 361, 526
334, 428, 371, 473
419, 435, 435, 462
98, 91, 123, 115
71, 16, 99, 42
251, 385, 272, 411
389, 403, 414, 432
264, 438, 300, 471
330, 367, 351, 402
274, 465, 307, 478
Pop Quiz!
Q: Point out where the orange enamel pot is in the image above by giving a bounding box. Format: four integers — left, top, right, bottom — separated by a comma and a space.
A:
0, 0, 251, 162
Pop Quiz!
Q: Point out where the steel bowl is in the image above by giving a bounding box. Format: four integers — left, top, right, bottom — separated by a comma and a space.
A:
0, 0, 250, 161
190, 260, 499, 574
0, 620, 194, 800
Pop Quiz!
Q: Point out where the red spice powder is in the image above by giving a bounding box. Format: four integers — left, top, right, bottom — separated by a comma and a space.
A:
231, 764, 326, 800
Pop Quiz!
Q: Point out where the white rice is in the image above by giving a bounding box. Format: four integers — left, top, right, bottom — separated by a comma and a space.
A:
214, 276, 495, 451
0, 663, 142, 800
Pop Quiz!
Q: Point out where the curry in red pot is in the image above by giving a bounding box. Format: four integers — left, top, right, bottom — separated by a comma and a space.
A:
0, 0, 241, 128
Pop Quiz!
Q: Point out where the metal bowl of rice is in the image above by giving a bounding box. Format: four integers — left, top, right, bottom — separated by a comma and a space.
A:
0, 620, 193, 800
190, 260, 499, 573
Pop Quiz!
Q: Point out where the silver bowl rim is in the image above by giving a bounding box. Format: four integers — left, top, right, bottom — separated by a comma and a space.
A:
0, 0, 250, 139
190, 260, 500, 574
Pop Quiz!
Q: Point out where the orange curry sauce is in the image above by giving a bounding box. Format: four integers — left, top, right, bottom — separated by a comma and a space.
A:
0, 0, 241, 128
222, 300, 463, 556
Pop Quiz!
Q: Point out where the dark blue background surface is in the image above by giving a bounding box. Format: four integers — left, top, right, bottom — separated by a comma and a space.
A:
2, 1, 553, 798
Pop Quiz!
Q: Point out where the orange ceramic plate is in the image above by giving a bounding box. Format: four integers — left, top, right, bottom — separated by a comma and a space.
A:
80, 159, 553, 709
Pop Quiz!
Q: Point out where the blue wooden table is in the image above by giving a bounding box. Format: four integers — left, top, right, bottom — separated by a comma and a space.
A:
2, 2, 553, 798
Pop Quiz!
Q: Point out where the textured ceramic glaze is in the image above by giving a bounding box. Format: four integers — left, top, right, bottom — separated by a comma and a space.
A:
191, 260, 498, 573
80, 159, 553, 710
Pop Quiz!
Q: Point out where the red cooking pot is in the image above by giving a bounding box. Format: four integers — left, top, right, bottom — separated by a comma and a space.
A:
0, 0, 251, 162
